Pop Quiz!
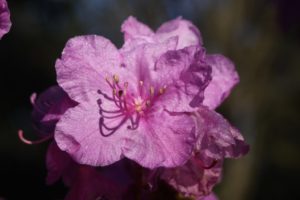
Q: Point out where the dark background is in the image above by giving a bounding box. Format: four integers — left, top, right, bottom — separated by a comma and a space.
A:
1, 0, 300, 199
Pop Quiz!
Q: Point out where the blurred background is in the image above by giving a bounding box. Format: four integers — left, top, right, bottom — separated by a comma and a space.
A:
1, 0, 300, 199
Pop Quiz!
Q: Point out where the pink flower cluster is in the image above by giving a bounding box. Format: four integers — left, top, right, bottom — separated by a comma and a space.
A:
21, 16, 249, 200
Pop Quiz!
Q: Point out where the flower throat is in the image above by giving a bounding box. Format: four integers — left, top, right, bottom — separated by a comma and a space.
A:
97, 74, 166, 137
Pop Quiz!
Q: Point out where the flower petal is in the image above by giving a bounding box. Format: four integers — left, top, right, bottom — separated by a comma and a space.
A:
0, 0, 11, 39
161, 156, 222, 199
156, 17, 203, 49
55, 35, 135, 103
64, 165, 126, 200
121, 16, 154, 42
46, 141, 74, 186
153, 46, 212, 112
195, 106, 249, 161
120, 36, 178, 86
122, 110, 196, 169
203, 54, 239, 109
55, 100, 129, 166
32, 86, 77, 136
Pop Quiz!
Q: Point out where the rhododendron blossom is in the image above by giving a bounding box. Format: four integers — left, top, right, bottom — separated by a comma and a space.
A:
0, 0, 11, 39
54, 16, 244, 171
21, 16, 249, 200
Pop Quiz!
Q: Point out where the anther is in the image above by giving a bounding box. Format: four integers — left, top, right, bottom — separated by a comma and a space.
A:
139, 81, 144, 86
159, 88, 165, 94
150, 86, 155, 96
159, 85, 167, 94
118, 90, 123, 97
113, 89, 117, 96
113, 74, 119, 83
146, 100, 151, 107
105, 76, 110, 82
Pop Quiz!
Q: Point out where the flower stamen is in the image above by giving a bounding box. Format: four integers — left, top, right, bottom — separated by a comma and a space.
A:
150, 86, 155, 97
159, 85, 167, 95
113, 74, 119, 83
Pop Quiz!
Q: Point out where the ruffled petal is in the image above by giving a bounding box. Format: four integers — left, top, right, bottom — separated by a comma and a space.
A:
0, 0, 11, 39
55, 35, 135, 103
121, 16, 154, 42
161, 156, 222, 199
120, 36, 178, 86
195, 106, 249, 161
32, 86, 77, 136
54, 100, 130, 166
203, 54, 239, 109
156, 17, 203, 49
153, 46, 211, 112
122, 110, 196, 169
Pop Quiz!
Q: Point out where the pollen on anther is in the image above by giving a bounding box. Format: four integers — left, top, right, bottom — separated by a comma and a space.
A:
113, 74, 119, 83
159, 85, 167, 94
118, 90, 124, 97
146, 100, 151, 106
150, 86, 155, 96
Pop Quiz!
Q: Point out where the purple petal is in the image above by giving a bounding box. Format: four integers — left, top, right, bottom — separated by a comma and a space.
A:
122, 111, 196, 169
203, 54, 239, 109
120, 36, 178, 84
47, 142, 133, 199
46, 141, 74, 186
121, 16, 154, 42
153, 46, 212, 112
64, 165, 125, 200
161, 156, 222, 199
55, 100, 130, 166
32, 85, 77, 136
55, 35, 135, 103
156, 17, 203, 49
0, 0, 11, 39
195, 106, 249, 161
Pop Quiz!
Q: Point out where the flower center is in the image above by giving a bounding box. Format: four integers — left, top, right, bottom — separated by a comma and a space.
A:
97, 74, 166, 137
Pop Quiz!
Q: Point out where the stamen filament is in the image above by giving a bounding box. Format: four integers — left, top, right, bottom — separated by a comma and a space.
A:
18, 130, 52, 145
99, 117, 128, 137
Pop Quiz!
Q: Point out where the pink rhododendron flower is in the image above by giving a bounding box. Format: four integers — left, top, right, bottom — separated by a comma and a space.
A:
0, 0, 11, 39
54, 16, 244, 170
21, 15, 249, 200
